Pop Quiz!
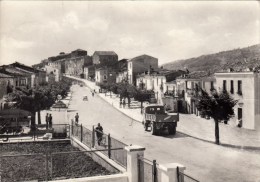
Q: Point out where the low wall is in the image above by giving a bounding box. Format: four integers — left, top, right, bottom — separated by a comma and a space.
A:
52, 173, 128, 182
70, 136, 125, 173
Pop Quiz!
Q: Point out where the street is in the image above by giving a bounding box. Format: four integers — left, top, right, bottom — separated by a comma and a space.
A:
68, 84, 260, 182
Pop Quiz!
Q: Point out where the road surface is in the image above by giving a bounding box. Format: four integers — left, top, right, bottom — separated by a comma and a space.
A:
68, 84, 260, 182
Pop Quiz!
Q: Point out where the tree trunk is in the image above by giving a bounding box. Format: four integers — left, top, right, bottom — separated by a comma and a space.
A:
214, 119, 220, 145
127, 96, 130, 108
37, 110, 41, 124
141, 101, 143, 114
31, 112, 36, 131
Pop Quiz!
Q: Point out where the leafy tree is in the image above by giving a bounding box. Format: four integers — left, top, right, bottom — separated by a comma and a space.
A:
6, 77, 72, 126
134, 89, 152, 113
196, 89, 237, 144
117, 82, 137, 107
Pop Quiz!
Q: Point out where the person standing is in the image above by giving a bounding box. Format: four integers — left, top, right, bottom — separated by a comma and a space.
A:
49, 114, 53, 129
75, 113, 79, 124
45, 113, 49, 129
123, 99, 126, 108
95, 123, 103, 146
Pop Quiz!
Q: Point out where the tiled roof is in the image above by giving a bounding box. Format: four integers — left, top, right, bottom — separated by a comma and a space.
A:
0, 72, 13, 78
177, 71, 210, 79
94, 51, 117, 56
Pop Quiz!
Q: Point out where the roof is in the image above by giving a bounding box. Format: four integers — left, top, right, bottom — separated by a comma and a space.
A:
0, 72, 13, 78
52, 100, 68, 108
10, 62, 36, 73
128, 54, 157, 62
94, 51, 117, 56
177, 71, 210, 80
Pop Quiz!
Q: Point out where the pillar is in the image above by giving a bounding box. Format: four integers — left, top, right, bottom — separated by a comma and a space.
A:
158, 163, 186, 182
125, 145, 145, 182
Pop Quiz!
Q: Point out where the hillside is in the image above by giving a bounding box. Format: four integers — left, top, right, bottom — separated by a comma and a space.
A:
163, 44, 260, 73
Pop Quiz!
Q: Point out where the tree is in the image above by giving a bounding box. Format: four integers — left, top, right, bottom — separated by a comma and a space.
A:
196, 89, 237, 144
134, 89, 151, 113
6, 77, 72, 126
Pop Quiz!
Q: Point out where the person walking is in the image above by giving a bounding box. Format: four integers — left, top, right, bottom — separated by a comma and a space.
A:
49, 114, 53, 129
95, 123, 103, 146
123, 99, 126, 108
45, 113, 49, 129
75, 113, 79, 125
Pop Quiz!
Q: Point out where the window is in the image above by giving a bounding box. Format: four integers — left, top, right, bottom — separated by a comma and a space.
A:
104, 75, 107, 80
237, 80, 242, 95
223, 80, 227, 91
230, 80, 234, 94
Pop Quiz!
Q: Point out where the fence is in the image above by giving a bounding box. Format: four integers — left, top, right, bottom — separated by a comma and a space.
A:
177, 166, 200, 182
71, 121, 127, 168
138, 156, 161, 182
0, 148, 121, 182
0, 124, 70, 142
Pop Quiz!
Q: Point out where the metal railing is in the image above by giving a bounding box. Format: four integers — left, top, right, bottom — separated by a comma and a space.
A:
138, 155, 158, 182
71, 121, 127, 168
177, 166, 200, 182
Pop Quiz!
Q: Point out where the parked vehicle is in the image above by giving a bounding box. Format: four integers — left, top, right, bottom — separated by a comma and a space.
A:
142, 105, 179, 135
83, 96, 88, 101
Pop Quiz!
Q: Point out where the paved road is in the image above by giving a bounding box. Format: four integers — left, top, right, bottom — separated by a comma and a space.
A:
68, 84, 260, 182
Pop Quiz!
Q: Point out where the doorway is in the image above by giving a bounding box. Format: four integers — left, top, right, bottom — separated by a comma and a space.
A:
238, 108, 243, 127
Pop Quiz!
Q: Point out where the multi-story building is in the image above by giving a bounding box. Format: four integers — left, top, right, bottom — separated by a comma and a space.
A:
136, 70, 185, 104
64, 49, 92, 77
95, 67, 116, 85
92, 51, 118, 66
127, 54, 158, 85
175, 71, 210, 114
42, 64, 60, 82
83, 65, 96, 80
215, 71, 260, 130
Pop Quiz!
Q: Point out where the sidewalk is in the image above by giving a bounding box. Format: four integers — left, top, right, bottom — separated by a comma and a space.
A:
66, 76, 260, 150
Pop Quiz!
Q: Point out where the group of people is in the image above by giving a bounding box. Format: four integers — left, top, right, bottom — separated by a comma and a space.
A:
119, 99, 126, 108
45, 113, 53, 129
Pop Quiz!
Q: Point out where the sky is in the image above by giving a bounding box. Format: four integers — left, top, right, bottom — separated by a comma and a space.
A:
0, 1, 259, 66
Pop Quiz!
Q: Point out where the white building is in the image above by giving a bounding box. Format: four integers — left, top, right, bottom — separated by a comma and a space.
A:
43, 64, 60, 82
215, 71, 260, 130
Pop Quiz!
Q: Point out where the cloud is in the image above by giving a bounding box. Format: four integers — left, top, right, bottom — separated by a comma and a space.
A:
0, 1, 259, 65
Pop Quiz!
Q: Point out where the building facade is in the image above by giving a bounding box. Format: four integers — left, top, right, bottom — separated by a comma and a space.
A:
92, 51, 118, 66
215, 71, 260, 130
95, 68, 117, 85
127, 55, 158, 85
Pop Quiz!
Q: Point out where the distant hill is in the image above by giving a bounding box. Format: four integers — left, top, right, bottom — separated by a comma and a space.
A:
163, 44, 260, 73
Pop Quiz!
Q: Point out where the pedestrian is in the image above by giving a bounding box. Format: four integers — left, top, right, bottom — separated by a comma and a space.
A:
123, 99, 126, 108
75, 113, 79, 125
92, 92, 94, 97
45, 113, 49, 129
119, 100, 122, 108
95, 123, 103, 146
49, 114, 53, 129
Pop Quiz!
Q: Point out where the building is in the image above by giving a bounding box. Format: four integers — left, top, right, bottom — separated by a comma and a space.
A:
136, 70, 185, 104
83, 65, 96, 80
64, 50, 92, 77
42, 64, 60, 82
175, 71, 210, 114
116, 59, 128, 83
127, 55, 158, 85
215, 71, 260, 130
95, 67, 117, 85
92, 51, 118, 66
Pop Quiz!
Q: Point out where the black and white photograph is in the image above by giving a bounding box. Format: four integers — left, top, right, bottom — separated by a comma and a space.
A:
0, 1, 260, 182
